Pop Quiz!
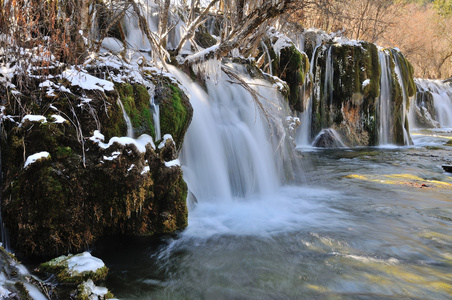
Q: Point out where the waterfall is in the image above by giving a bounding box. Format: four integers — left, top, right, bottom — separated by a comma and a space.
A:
378, 51, 393, 145
392, 52, 411, 145
151, 103, 161, 141
324, 46, 334, 110
260, 41, 273, 75
414, 79, 452, 128
296, 44, 320, 146
173, 64, 291, 203
117, 98, 134, 138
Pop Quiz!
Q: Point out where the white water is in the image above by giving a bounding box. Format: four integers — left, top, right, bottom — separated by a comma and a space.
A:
296, 44, 320, 147
151, 103, 161, 141
171, 64, 303, 236
378, 51, 393, 145
415, 79, 452, 127
323, 46, 334, 110
116, 98, 134, 138
392, 52, 411, 145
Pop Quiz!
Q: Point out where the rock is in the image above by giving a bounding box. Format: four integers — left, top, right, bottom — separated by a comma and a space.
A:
0, 247, 51, 299
309, 41, 414, 146
38, 252, 108, 285
1, 73, 192, 258
74, 279, 115, 300
312, 128, 346, 148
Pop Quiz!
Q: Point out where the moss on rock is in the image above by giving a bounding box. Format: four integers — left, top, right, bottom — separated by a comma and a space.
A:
158, 84, 193, 151
38, 252, 108, 285
2, 74, 193, 258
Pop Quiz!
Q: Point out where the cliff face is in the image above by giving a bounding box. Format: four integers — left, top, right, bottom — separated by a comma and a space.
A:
307, 40, 415, 146
1, 65, 192, 258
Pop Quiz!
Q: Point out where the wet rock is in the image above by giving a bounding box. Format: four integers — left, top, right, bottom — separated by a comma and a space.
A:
1, 76, 192, 258
312, 128, 346, 148
37, 252, 108, 285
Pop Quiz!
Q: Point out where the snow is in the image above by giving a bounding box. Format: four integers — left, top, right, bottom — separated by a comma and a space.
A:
21, 115, 47, 124
24, 152, 50, 168
362, 79, 371, 88
158, 134, 175, 149
90, 130, 155, 153
80, 279, 110, 299
67, 252, 105, 274
51, 114, 66, 123
103, 151, 121, 161
90, 130, 105, 143
141, 165, 150, 175
62, 67, 114, 91
333, 36, 363, 47
165, 159, 180, 168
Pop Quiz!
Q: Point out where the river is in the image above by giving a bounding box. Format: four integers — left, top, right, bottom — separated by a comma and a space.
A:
95, 128, 452, 299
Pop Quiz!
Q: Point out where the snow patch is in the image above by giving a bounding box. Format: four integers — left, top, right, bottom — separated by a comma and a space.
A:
158, 134, 175, 149
103, 151, 121, 161
21, 115, 47, 124
62, 67, 114, 91
90, 130, 155, 153
362, 79, 370, 88
51, 114, 66, 123
24, 152, 50, 168
165, 159, 180, 168
67, 252, 105, 274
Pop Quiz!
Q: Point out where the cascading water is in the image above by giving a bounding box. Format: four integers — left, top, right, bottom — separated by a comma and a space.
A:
414, 79, 452, 128
116, 98, 134, 138
378, 50, 393, 145
296, 44, 320, 146
323, 46, 334, 110
392, 51, 412, 145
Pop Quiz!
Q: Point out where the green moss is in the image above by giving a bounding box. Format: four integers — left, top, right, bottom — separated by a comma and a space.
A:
278, 45, 309, 111
39, 253, 109, 285
55, 146, 72, 160
116, 83, 155, 139
159, 84, 191, 147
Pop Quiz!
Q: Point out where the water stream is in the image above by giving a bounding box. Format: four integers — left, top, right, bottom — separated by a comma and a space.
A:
95, 65, 452, 299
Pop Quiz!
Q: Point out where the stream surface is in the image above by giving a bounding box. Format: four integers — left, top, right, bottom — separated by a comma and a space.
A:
96, 129, 452, 299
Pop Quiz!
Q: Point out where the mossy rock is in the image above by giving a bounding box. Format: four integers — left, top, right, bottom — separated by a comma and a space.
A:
157, 84, 193, 151
310, 41, 380, 146
75, 279, 115, 300
116, 83, 155, 139
278, 45, 310, 112
2, 75, 190, 258
38, 252, 108, 285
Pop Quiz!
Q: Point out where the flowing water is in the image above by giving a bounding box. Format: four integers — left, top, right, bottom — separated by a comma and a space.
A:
97, 128, 452, 299
95, 69, 452, 299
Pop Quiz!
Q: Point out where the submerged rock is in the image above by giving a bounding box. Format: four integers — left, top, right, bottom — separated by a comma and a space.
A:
312, 128, 346, 148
